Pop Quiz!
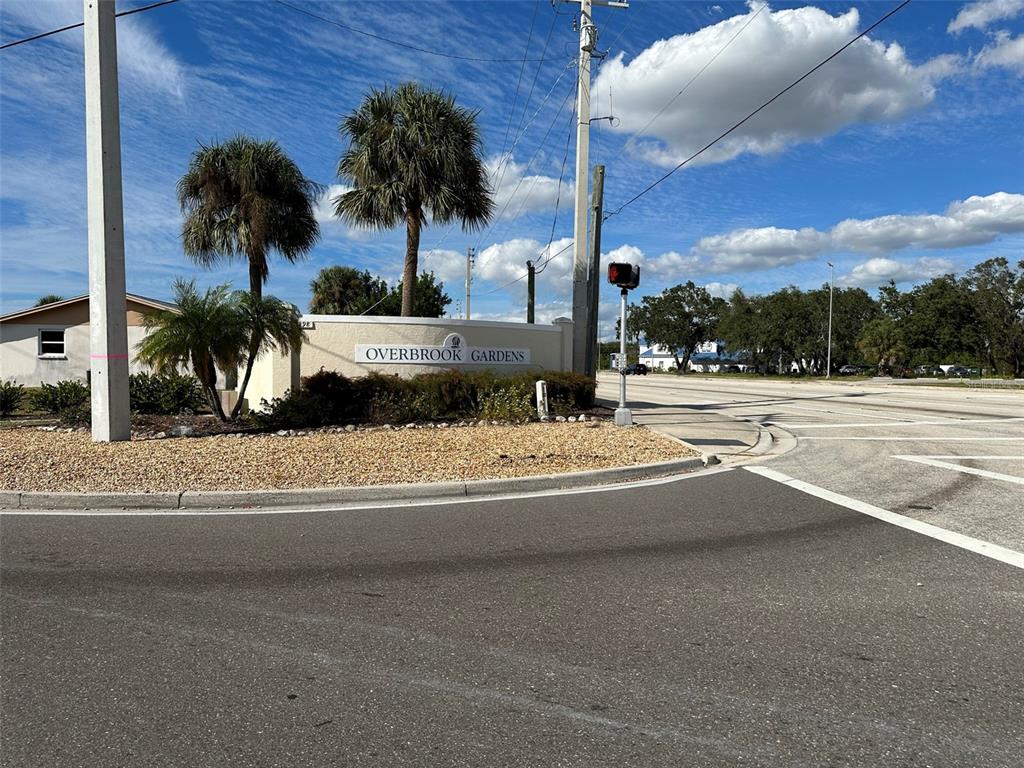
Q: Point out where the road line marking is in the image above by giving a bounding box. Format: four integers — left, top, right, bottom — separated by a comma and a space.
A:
903, 455, 1024, 460
800, 437, 1024, 442
0, 466, 734, 517
744, 466, 1024, 570
768, 416, 1024, 430
892, 456, 1024, 485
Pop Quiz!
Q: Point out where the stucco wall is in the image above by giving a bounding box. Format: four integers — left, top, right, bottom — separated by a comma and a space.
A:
244, 316, 574, 409
0, 323, 152, 386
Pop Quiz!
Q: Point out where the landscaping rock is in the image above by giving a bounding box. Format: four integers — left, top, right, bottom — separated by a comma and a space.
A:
169, 425, 195, 437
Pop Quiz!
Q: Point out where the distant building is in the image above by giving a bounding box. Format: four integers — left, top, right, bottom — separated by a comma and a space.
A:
638, 341, 752, 372
0, 294, 175, 386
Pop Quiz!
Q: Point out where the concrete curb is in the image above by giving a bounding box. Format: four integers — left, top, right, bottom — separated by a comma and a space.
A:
2, 456, 705, 512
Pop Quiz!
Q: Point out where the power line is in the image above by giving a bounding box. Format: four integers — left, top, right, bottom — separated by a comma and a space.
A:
497, 1, 541, 168
612, 2, 768, 162
528, 97, 575, 276
273, 0, 552, 63
604, 0, 912, 221
1, 0, 180, 51
483, 240, 574, 296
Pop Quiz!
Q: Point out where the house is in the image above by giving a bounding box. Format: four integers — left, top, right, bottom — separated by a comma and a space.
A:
0, 294, 176, 387
638, 341, 753, 373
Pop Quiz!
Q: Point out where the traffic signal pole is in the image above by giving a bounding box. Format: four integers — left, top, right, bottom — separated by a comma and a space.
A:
615, 286, 632, 426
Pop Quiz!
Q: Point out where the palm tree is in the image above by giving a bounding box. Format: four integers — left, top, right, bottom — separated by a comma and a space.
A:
135, 280, 247, 421
178, 136, 322, 299
334, 83, 494, 316
231, 291, 306, 419
34, 294, 65, 307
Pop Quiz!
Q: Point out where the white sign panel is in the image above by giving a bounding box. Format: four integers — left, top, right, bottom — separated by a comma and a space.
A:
354, 333, 530, 366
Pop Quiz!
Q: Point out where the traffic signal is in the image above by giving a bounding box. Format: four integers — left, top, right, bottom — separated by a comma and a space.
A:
608, 262, 640, 289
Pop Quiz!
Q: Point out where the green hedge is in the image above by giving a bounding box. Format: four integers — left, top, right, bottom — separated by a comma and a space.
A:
255, 369, 596, 429
26, 374, 207, 424
0, 381, 26, 418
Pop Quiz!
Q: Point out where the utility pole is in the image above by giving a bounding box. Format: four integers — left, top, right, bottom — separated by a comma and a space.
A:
526, 260, 536, 324
826, 261, 834, 379
568, 0, 627, 374
585, 164, 604, 377
465, 247, 474, 320
84, 0, 130, 442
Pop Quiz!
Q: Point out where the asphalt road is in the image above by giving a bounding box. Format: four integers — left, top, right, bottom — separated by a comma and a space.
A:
598, 374, 1024, 550
2, 465, 1023, 767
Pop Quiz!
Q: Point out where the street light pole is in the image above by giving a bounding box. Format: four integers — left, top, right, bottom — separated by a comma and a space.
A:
615, 287, 632, 426
826, 261, 834, 379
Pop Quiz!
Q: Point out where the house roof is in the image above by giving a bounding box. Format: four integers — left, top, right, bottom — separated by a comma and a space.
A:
0, 293, 177, 324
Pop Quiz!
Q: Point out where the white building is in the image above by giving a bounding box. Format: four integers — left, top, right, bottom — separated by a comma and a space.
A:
0, 294, 174, 387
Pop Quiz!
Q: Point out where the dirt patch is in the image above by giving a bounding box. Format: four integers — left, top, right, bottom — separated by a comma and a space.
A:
0, 422, 696, 493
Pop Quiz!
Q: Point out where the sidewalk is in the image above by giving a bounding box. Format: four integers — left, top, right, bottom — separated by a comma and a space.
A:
595, 373, 769, 462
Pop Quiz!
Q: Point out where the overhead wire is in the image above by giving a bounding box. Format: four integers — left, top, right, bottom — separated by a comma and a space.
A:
527, 94, 576, 276
1, 0, 180, 50
496, 1, 541, 169
604, 0, 912, 221
272, 0, 553, 63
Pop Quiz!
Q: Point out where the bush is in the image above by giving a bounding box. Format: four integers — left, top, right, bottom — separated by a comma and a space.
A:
129, 372, 205, 415
31, 379, 90, 425
254, 369, 596, 429
0, 381, 25, 417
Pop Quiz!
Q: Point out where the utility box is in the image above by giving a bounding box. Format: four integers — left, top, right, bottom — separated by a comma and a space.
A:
536, 379, 550, 421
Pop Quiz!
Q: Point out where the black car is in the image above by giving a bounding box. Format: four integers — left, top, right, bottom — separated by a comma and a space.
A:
624, 363, 649, 375
838, 364, 862, 375
946, 365, 970, 378
914, 365, 942, 377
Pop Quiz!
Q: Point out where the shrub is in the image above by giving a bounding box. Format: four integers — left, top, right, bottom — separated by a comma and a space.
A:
253, 389, 334, 430
479, 384, 534, 422
129, 372, 205, 415
0, 381, 25, 417
31, 379, 90, 425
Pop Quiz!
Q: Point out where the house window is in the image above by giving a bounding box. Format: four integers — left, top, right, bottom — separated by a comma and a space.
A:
38, 329, 66, 357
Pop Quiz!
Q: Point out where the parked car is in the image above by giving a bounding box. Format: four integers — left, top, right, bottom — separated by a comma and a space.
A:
838, 364, 862, 375
624, 363, 649, 375
914, 365, 942, 377
946, 365, 970, 378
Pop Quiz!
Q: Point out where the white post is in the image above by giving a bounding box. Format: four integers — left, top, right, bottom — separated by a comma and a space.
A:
570, 0, 593, 373
826, 261, 834, 379
614, 288, 632, 426
84, 0, 131, 442
465, 246, 473, 320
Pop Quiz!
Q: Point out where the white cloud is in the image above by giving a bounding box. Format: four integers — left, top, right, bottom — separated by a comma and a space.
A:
837, 257, 956, 288
593, 5, 948, 168
691, 192, 1024, 273
692, 226, 829, 271
601, 244, 700, 281
487, 154, 573, 219
704, 282, 740, 299
974, 31, 1024, 74
948, 0, 1024, 33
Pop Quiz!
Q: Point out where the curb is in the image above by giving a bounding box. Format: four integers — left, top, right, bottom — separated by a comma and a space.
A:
2, 456, 705, 512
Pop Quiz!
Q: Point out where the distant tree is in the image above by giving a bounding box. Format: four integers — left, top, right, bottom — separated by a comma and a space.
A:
334, 83, 493, 316
34, 295, 65, 307
379, 272, 452, 318
632, 282, 724, 373
964, 258, 1024, 376
309, 266, 390, 315
135, 280, 247, 421
857, 317, 910, 376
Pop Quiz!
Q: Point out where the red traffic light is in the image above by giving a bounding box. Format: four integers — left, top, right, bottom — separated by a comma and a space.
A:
608, 262, 640, 289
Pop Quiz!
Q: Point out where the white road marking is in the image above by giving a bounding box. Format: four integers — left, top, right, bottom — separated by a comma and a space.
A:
745, 466, 1024, 570
0, 466, 734, 517
800, 437, 1024, 442
903, 456, 1024, 460
892, 456, 1024, 485
768, 416, 1024, 430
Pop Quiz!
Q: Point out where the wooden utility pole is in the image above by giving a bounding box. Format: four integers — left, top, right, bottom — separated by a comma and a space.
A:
84, 0, 130, 442
526, 260, 536, 324
585, 165, 604, 377
568, 0, 628, 373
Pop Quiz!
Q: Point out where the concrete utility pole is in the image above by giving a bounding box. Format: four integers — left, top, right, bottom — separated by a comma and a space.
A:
465, 247, 474, 320
526, 260, 535, 324
568, 0, 627, 374
84, 0, 130, 442
585, 164, 605, 377
826, 261, 834, 379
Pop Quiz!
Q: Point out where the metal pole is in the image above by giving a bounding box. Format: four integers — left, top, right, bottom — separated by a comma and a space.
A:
585, 164, 604, 378
526, 260, 535, 324
826, 261, 834, 379
84, 0, 130, 442
465, 247, 473, 320
570, 0, 593, 373
614, 287, 632, 426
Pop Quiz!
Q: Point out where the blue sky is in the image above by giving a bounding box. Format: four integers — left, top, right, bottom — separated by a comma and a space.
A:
1, 0, 1022, 337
